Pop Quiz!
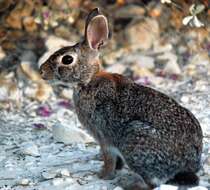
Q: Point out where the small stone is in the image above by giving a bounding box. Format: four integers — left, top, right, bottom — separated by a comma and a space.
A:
52, 123, 93, 144
205, 156, 210, 165
181, 96, 189, 103
57, 100, 72, 109
0, 0, 13, 12
114, 5, 145, 18
60, 169, 70, 177
21, 143, 40, 157
189, 187, 208, 190
126, 18, 159, 51
35, 83, 53, 102
113, 187, 124, 190
106, 64, 126, 74
131, 66, 154, 77
101, 186, 108, 190
0, 46, 6, 60
153, 185, 178, 190
42, 171, 57, 180
6, 10, 22, 29
19, 51, 41, 82
23, 16, 37, 32
158, 52, 181, 75
60, 88, 74, 99
137, 56, 154, 70
19, 178, 30, 186
55, 25, 78, 40
52, 178, 64, 186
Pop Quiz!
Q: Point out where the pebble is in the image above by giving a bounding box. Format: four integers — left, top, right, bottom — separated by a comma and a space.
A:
101, 186, 108, 190
126, 18, 159, 51
18, 178, 30, 186
113, 187, 124, 190
52, 178, 64, 186
0, 46, 6, 60
136, 55, 155, 70
42, 170, 57, 179
154, 185, 178, 190
114, 5, 145, 18
106, 64, 126, 74
52, 123, 93, 144
158, 52, 181, 75
60, 88, 74, 99
60, 168, 70, 177
181, 96, 190, 103
23, 16, 37, 32
21, 143, 40, 157
189, 187, 208, 190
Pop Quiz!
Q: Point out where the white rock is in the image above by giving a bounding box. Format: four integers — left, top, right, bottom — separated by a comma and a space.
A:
154, 185, 178, 190
153, 43, 173, 53
21, 143, 40, 157
106, 64, 126, 74
18, 178, 30, 186
189, 187, 208, 190
52, 178, 64, 186
0, 46, 6, 60
126, 18, 159, 50
158, 52, 181, 75
113, 187, 124, 190
122, 54, 155, 70
60, 168, 70, 177
61, 88, 74, 99
136, 55, 155, 70
21, 51, 37, 65
101, 186, 108, 190
181, 96, 189, 103
52, 123, 93, 144
42, 170, 57, 179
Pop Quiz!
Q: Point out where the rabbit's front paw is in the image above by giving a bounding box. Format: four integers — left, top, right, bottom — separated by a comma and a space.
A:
98, 167, 116, 180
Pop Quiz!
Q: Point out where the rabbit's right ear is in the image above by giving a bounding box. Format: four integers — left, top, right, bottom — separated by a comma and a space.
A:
84, 8, 109, 50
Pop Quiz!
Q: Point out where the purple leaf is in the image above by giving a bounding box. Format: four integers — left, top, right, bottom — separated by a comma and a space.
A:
43, 11, 50, 19
135, 77, 151, 85
169, 74, 179, 81
57, 100, 72, 109
33, 123, 47, 130
37, 105, 52, 117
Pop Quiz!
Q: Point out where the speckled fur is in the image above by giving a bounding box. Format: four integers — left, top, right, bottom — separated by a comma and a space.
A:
40, 8, 203, 189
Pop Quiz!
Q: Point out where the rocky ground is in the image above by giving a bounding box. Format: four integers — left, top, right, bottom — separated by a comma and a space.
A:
0, 0, 210, 190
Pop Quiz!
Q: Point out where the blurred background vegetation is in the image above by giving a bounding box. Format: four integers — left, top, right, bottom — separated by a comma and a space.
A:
0, 0, 209, 109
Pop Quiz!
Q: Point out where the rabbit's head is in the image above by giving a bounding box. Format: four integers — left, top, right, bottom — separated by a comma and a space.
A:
39, 8, 109, 84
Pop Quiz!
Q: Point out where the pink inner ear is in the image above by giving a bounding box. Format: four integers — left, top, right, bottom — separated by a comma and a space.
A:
87, 16, 108, 50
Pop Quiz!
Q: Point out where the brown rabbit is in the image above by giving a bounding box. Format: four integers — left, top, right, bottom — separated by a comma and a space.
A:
39, 8, 203, 190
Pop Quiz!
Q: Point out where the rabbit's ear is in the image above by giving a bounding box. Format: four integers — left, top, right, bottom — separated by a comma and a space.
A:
85, 8, 109, 50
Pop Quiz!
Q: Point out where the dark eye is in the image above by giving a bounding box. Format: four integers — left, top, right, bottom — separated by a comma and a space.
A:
62, 55, 73, 65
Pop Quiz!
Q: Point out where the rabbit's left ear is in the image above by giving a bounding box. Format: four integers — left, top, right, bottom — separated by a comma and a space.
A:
85, 8, 109, 50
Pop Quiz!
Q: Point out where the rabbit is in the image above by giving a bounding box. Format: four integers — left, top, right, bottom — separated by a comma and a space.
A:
39, 8, 203, 190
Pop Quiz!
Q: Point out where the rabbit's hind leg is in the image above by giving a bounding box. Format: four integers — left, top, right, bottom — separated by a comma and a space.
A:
98, 145, 124, 180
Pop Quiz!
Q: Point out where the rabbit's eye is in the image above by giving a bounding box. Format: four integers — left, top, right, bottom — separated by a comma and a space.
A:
62, 55, 74, 65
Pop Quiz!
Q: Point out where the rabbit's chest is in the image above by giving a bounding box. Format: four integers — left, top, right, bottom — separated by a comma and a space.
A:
73, 88, 98, 127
